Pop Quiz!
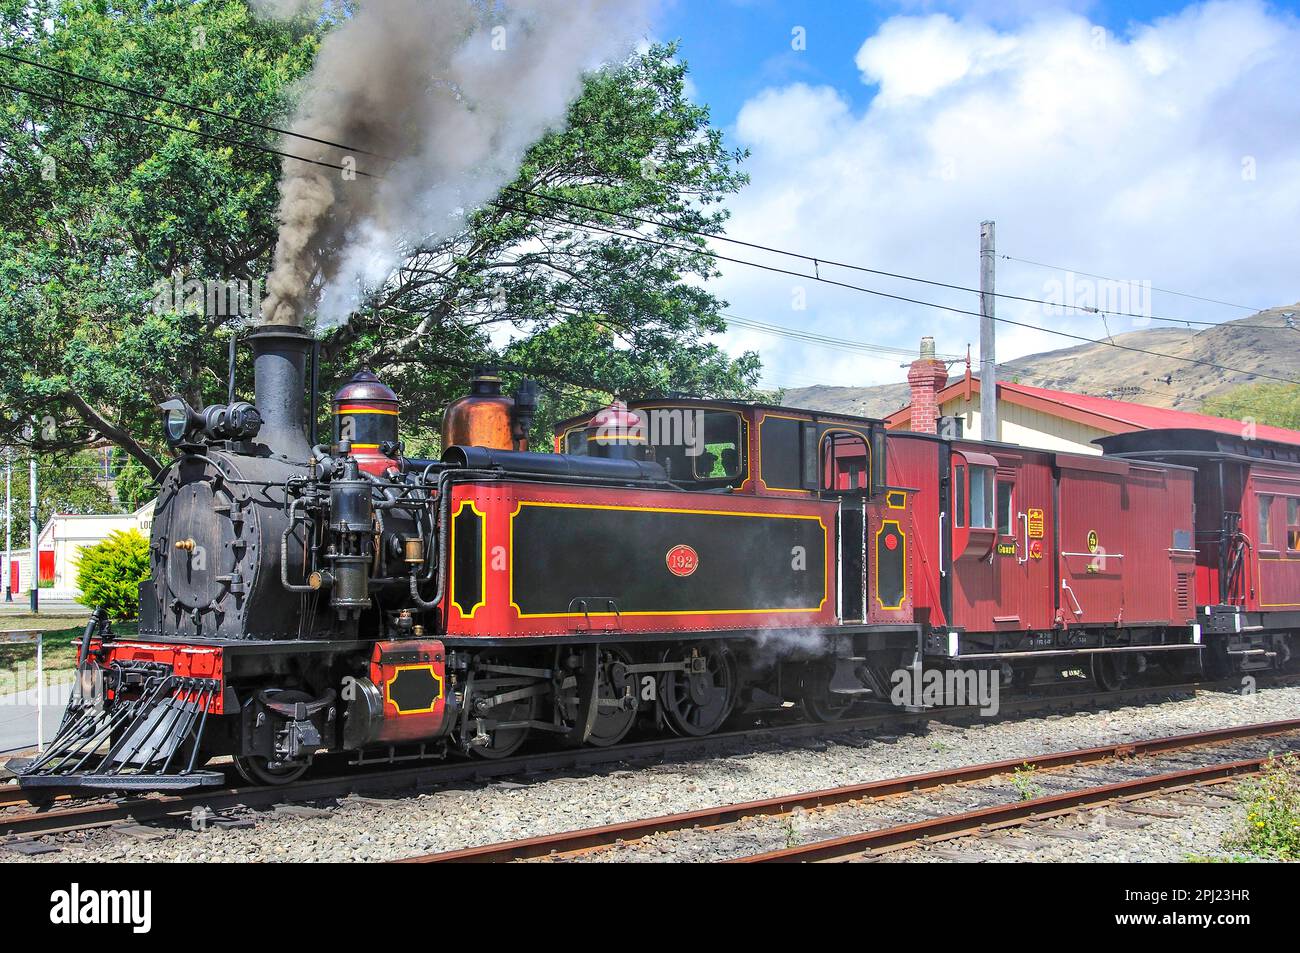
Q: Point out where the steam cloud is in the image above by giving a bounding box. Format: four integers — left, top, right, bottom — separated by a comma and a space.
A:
256, 0, 651, 329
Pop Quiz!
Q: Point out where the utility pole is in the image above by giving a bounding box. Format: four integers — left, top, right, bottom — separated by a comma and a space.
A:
3, 447, 11, 601
29, 454, 37, 613
979, 220, 999, 441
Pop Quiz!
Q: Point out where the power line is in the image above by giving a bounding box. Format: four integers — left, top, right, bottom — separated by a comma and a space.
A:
520, 208, 1300, 387
3, 58, 1282, 335
1001, 254, 1269, 314
721, 314, 963, 363
3, 75, 1293, 387
6, 64, 1284, 338
0, 80, 372, 177
0, 49, 382, 157
500, 186, 1287, 331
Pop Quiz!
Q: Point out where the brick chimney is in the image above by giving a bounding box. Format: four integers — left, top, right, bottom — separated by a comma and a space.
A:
906, 337, 949, 435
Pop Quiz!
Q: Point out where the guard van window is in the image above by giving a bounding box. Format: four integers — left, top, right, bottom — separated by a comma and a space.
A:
997, 482, 1014, 535
969, 466, 994, 530
953, 466, 966, 527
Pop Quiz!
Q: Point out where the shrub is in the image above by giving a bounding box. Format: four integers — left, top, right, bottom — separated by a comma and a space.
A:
74, 529, 151, 620
1223, 754, 1300, 860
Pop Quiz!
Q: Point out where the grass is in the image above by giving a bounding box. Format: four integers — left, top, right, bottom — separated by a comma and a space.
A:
1011, 763, 1045, 801
1223, 754, 1300, 861
0, 619, 138, 696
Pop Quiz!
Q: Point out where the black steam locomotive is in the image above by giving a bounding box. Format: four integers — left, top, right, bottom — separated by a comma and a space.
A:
17, 327, 907, 790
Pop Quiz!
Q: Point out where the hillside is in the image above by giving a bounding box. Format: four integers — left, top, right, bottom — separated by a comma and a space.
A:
781, 307, 1300, 420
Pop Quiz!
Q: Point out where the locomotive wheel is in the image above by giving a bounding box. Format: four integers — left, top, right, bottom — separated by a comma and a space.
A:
659, 644, 737, 737
588, 649, 639, 747
799, 662, 855, 723
1091, 654, 1129, 692
468, 659, 538, 759
233, 754, 312, 786
233, 689, 316, 785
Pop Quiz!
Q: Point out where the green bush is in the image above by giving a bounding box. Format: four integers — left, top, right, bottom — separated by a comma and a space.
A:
74, 529, 151, 621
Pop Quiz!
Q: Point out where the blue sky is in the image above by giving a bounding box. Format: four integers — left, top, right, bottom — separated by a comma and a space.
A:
642, 1, 1300, 393
657, 0, 1281, 123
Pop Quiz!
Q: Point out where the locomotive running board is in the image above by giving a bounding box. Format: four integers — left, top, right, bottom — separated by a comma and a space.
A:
14, 666, 224, 791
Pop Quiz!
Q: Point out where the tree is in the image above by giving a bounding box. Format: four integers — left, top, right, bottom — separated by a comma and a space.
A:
74, 528, 150, 619
321, 44, 761, 440
0, 0, 322, 474
1, 4, 759, 468
2, 449, 138, 549
1202, 384, 1300, 431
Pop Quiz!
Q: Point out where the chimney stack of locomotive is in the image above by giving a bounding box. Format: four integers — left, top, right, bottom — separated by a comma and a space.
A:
248, 325, 313, 460
907, 336, 949, 435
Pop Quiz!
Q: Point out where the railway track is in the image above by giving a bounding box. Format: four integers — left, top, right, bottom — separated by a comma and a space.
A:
0, 674, 1291, 844
395, 718, 1300, 863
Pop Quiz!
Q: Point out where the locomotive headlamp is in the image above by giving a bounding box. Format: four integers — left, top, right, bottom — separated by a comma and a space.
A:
159, 398, 263, 446
159, 397, 202, 446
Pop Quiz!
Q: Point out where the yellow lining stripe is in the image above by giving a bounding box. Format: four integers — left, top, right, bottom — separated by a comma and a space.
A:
874, 518, 907, 611
384, 664, 444, 715
507, 500, 829, 618
336, 406, 399, 415
449, 499, 488, 619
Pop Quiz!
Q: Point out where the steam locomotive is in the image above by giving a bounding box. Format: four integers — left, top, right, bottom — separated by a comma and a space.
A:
13, 327, 1299, 790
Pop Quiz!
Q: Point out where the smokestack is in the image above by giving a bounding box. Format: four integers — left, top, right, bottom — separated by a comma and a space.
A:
249, 325, 314, 460
253, 0, 650, 330
906, 336, 949, 435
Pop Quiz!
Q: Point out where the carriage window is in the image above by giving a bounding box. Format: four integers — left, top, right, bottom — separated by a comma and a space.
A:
1288, 499, 1300, 552
996, 482, 1014, 535
968, 465, 995, 529
954, 466, 966, 527
1259, 495, 1273, 546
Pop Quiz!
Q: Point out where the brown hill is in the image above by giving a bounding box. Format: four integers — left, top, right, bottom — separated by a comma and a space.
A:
781, 307, 1300, 420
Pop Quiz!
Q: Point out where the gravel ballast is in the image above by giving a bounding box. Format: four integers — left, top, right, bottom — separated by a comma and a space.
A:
5, 684, 1297, 863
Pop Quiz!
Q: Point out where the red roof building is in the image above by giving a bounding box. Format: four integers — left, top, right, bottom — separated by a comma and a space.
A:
886, 357, 1300, 454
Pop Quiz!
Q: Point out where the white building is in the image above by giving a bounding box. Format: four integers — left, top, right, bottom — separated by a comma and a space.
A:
9, 501, 155, 599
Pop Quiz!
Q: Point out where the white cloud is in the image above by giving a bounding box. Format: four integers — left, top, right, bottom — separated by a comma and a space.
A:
710, 1, 1300, 392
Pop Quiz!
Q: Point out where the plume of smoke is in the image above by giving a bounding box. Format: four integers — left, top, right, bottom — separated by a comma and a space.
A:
257, 0, 650, 329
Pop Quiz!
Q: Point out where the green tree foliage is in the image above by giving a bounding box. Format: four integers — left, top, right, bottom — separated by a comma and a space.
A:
74, 528, 150, 619
3, 449, 142, 548
1201, 383, 1300, 431
1, 0, 321, 473
1, 1, 758, 467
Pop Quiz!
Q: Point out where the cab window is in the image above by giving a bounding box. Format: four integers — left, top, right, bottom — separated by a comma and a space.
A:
649, 409, 745, 486
821, 431, 870, 492
562, 426, 588, 456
